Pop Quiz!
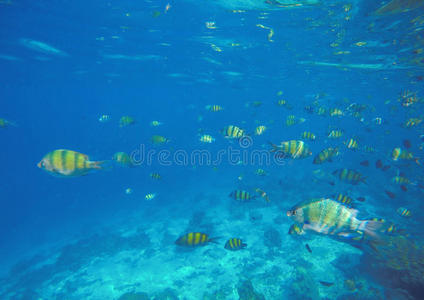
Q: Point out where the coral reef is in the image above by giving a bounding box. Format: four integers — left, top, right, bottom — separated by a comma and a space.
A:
289, 266, 319, 300
0, 231, 151, 299
153, 288, 179, 300
237, 280, 265, 300
360, 235, 424, 299
117, 291, 150, 300
264, 228, 282, 249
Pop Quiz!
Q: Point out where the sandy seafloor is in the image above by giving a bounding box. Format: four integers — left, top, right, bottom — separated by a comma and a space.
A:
0, 172, 387, 300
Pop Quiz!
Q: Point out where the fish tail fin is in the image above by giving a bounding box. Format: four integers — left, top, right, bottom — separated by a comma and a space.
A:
268, 141, 278, 152
359, 219, 385, 240
89, 160, 112, 170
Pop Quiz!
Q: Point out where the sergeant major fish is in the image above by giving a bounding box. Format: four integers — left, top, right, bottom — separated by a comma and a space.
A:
175, 232, 218, 247
229, 190, 256, 201
269, 140, 312, 159
313, 147, 339, 164
224, 238, 247, 251
37, 149, 105, 177
332, 168, 366, 185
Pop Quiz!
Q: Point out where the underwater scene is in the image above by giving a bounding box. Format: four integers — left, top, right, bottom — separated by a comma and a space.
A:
1, 0, 424, 299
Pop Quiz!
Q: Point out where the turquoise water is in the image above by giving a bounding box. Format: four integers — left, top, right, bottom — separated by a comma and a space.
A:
1, 0, 424, 299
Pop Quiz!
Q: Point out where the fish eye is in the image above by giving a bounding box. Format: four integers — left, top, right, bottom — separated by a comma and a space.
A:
286, 210, 296, 216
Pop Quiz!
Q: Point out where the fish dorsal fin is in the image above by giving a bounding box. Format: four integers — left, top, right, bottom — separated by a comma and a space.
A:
291, 198, 326, 210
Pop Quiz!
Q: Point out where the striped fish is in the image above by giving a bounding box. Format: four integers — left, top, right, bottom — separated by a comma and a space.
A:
221, 125, 246, 139
269, 140, 312, 159
345, 138, 359, 150
329, 108, 343, 116
224, 238, 247, 251
391, 147, 420, 164
333, 193, 353, 205
37, 149, 105, 177
119, 116, 135, 127
229, 190, 256, 201
404, 118, 422, 128
301, 131, 316, 141
332, 168, 366, 185
150, 173, 161, 180
313, 147, 339, 164
316, 107, 326, 115
288, 223, 305, 235
151, 135, 170, 145
175, 232, 217, 247
287, 198, 384, 238
397, 207, 411, 217
145, 193, 156, 201
112, 152, 135, 167
199, 134, 215, 143
255, 125, 267, 136
328, 129, 343, 139
205, 104, 223, 112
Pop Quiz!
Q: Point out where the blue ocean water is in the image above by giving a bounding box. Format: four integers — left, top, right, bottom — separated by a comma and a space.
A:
1, 0, 424, 299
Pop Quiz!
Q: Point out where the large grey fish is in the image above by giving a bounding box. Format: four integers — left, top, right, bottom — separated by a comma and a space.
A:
287, 198, 384, 238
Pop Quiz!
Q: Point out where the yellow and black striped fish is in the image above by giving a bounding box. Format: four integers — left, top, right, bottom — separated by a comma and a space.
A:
316, 107, 326, 115
229, 190, 256, 201
175, 232, 217, 247
285, 115, 305, 126
254, 168, 268, 176
329, 108, 343, 116
363, 145, 376, 153
332, 168, 366, 185
345, 138, 359, 150
151, 135, 170, 145
199, 134, 215, 143
277, 99, 286, 106
255, 125, 267, 136
224, 238, 247, 251
403, 118, 422, 128
333, 193, 353, 205
301, 131, 316, 141
269, 140, 312, 159
391, 147, 420, 164
313, 147, 339, 164
221, 125, 246, 139
328, 129, 344, 139
392, 176, 411, 185
37, 149, 105, 177
288, 224, 305, 235
397, 207, 411, 217
205, 104, 223, 112
112, 152, 135, 167
119, 116, 136, 127
150, 172, 162, 180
